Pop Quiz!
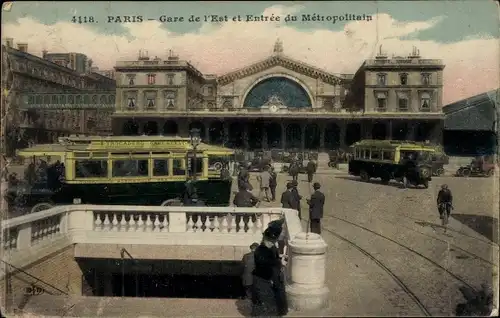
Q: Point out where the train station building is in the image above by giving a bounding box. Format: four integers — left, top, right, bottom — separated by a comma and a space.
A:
112, 40, 445, 151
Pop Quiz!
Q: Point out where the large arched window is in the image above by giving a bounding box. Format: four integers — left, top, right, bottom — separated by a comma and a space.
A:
243, 77, 312, 108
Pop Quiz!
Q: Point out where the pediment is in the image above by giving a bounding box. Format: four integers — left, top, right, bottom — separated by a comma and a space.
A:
217, 54, 344, 86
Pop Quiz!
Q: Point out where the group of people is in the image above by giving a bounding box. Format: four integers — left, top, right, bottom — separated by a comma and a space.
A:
241, 218, 288, 316
235, 161, 325, 235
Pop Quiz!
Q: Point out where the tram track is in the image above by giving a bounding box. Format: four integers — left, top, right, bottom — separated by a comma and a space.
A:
316, 180, 489, 316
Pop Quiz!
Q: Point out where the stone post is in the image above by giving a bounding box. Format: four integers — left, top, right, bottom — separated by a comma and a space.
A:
169, 212, 187, 232
286, 232, 329, 311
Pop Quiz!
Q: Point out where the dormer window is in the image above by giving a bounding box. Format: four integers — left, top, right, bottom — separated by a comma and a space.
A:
421, 73, 431, 85
377, 73, 387, 86
399, 73, 408, 85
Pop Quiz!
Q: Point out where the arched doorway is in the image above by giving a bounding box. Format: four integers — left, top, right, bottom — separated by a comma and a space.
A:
248, 120, 264, 149
143, 121, 159, 135
304, 123, 320, 150
243, 76, 312, 108
285, 123, 302, 149
163, 120, 178, 135
415, 122, 434, 142
228, 122, 243, 148
392, 122, 408, 140
122, 120, 139, 135
209, 121, 224, 145
189, 121, 206, 141
266, 122, 282, 148
345, 123, 361, 146
372, 122, 387, 140
324, 123, 340, 149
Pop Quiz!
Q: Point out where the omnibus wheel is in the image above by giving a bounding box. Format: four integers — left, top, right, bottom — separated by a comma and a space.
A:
435, 168, 445, 176
461, 168, 472, 177
161, 199, 183, 206
213, 162, 223, 171
30, 202, 54, 214
360, 170, 370, 182
486, 169, 494, 177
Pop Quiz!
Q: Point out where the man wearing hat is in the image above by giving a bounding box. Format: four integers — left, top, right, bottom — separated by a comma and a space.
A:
280, 182, 294, 209
290, 180, 303, 219
252, 219, 288, 316
307, 182, 325, 235
241, 242, 259, 301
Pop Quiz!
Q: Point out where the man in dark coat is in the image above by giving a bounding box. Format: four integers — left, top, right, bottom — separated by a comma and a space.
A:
182, 176, 197, 205
306, 159, 316, 183
290, 180, 302, 220
234, 184, 259, 231
307, 182, 325, 235
238, 166, 250, 190
280, 182, 294, 209
252, 219, 288, 317
242, 242, 259, 300
289, 161, 299, 182
269, 166, 278, 202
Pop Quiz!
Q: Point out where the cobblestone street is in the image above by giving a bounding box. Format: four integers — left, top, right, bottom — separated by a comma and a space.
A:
244, 171, 499, 316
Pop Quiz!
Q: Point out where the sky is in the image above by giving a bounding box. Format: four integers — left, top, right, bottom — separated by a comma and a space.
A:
2, 1, 499, 104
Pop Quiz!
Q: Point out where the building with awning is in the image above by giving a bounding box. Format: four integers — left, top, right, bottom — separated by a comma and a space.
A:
443, 89, 498, 156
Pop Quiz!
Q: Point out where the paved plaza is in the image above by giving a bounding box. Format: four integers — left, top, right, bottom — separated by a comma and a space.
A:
9, 168, 500, 317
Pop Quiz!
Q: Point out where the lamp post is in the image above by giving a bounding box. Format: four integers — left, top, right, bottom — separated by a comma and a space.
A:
189, 128, 201, 180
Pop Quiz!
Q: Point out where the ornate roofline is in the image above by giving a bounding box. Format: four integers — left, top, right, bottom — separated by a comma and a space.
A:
217, 54, 344, 86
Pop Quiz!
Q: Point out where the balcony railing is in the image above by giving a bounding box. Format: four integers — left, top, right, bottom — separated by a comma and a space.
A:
1, 204, 327, 311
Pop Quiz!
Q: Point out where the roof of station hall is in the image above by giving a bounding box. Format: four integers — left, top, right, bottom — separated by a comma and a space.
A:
443, 88, 499, 131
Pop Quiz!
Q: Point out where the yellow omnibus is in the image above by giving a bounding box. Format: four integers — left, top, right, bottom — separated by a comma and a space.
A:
348, 140, 435, 188
7, 136, 234, 213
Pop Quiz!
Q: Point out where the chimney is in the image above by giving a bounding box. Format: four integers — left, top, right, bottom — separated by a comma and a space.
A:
42, 49, 48, 58
17, 43, 28, 52
5, 38, 14, 48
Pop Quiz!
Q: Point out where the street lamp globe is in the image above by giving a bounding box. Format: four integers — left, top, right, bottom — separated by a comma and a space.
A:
189, 128, 201, 148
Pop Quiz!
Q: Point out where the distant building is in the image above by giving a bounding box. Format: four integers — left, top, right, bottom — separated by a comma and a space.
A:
43, 51, 89, 74
1, 38, 115, 155
111, 41, 445, 150
345, 46, 445, 142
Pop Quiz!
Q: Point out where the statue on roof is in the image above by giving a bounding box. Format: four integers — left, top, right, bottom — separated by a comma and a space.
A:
273, 38, 284, 55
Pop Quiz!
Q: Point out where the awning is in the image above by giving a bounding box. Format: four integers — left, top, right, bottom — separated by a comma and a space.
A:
375, 92, 386, 99
421, 92, 431, 99
397, 91, 409, 99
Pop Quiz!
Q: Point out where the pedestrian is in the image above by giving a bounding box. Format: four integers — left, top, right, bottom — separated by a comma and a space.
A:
291, 180, 302, 220
233, 184, 260, 231
306, 159, 316, 183
289, 160, 299, 182
257, 166, 271, 202
182, 175, 197, 205
269, 166, 277, 202
242, 242, 259, 301
251, 220, 288, 316
306, 182, 325, 235
238, 165, 250, 190
280, 182, 294, 209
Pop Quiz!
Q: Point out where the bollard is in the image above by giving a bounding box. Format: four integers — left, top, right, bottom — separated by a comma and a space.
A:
286, 232, 329, 311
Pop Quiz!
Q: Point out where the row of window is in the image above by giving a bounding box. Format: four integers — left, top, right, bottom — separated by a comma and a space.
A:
74, 158, 203, 178
375, 92, 431, 111
355, 149, 395, 161
125, 73, 173, 86
126, 92, 177, 109
376, 73, 431, 86
27, 94, 115, 105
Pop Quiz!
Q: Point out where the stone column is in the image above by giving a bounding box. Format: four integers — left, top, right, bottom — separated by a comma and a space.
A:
363, 121, 372, 139
319, 122, 325, 151
204, 121, 210, 143
407, 122, 417, 141
300, 123, 306, 151
262, 125, 268, 149
223, 121, 230, 146
286, 232, 329, 311
281, 122, 286, 150
386, 120, 393, 140
339, 121, 347, 149
243, 123, 249, 149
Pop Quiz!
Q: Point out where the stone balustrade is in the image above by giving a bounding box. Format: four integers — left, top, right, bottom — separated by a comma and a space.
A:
1, 204, 329, 311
